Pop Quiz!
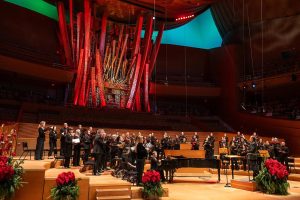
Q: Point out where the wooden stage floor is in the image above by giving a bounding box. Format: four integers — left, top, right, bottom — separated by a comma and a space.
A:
16, 159, 300, 200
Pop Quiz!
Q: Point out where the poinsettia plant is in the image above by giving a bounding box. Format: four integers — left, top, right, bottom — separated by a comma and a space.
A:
255, 158, 289, 195
0, 156, 24, 200
142, 170, 163, 200
50, 172, 79, 200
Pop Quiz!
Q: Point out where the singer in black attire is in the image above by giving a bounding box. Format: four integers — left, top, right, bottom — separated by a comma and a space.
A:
72, 130, 81, 166
60, 123, 68, 156
82, 131, 92, 162
48, 126, 57, 158
136, 137, 148, 185
64, 130, 73, 168
35, 121, 47, 160
93, 131, 105, 175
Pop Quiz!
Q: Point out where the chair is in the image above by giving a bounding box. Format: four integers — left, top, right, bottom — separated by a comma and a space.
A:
19, 142, 35, 160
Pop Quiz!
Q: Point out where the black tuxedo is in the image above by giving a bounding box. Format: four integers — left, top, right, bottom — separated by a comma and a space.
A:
35, 127, 46, 160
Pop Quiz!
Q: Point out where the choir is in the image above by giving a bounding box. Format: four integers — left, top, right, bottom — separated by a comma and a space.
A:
33, 121, 290, 181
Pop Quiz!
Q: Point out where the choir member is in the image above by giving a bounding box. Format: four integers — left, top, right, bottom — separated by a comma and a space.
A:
60, 123, 68, 156
93, 129, 105, 175
230, 142, 239, 170
64, 128, 73, 168
136, 136, 147, 185
247, 137, 259, 177
150, 151, 165, 182
173, 135, 180, 150
72, 129, 81, 166
82, 130, 92, 162
48, 126, 57, 159
263, 141, 275, 158
179, 132, 187, 143
278, 142, 289, 169
203, 136, 214, 159
35, 121, 47, 160
191, 137, 199, 150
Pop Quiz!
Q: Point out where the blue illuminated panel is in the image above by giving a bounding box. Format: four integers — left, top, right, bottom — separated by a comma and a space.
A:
143, 9, 222, 49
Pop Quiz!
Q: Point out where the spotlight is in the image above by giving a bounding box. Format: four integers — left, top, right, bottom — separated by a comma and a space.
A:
152, 16, 155, 20
252, 83, 256, 88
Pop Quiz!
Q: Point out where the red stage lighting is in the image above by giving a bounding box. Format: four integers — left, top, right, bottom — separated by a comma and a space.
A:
175, 14, 194, 21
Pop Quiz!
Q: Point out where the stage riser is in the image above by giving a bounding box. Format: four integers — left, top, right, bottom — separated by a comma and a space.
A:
90, 186, 131, 200
289, 174, 300, 182
291, 167, 300, 174
231, 179, 257, 191
96, 188, 131, 197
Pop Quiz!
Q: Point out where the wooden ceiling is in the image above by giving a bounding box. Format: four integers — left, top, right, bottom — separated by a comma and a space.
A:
50, 0, 218, 28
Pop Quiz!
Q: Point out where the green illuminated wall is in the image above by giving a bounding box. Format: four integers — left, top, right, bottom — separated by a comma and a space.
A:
5, 0, 58, 20
5, 1, 222, 49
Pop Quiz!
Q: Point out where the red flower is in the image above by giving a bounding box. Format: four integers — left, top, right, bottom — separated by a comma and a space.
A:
56, 172, 76, 186
264, 159, 288, 180
142, 170, 161, 184
0, 156, 8, 166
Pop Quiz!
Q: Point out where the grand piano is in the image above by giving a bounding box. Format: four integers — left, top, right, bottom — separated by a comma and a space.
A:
160, 150, 221, 182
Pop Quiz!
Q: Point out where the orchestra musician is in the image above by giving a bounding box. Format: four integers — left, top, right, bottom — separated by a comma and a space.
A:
35, 121, 47, 160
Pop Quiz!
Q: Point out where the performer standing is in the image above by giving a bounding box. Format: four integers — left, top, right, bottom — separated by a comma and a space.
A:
72, 129, 81, 166
60, 123, 68, 156
35, 121, 47, 160
93, 129, 105, 175
48, 126, 57, 159
64, 128, 73, 168
136, 136, 147, 185
82, 130, 92, 162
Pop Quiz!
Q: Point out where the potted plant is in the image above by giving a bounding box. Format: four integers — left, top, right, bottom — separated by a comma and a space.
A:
255, 158, 289, 195
142, 170, 164, 200
0, 156, 24, 200
50, 172, 79, 200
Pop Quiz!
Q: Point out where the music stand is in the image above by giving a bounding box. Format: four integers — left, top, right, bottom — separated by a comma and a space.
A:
219, 148, 228, 154
219, 148, 230, 187
258, 150, 269, 158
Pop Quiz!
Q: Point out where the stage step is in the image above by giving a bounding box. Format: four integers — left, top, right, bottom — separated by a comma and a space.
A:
290, 167, 300, 174
96, 195, 131, 200
289, 174, 300, 182
294, 158, 300, 163
96, 188, 131, 197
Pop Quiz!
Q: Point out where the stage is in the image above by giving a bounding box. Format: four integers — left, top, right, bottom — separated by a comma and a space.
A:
9, 159, 300, 200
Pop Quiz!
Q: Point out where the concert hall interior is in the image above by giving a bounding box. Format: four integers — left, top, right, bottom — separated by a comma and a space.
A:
1, 0, 300, 200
